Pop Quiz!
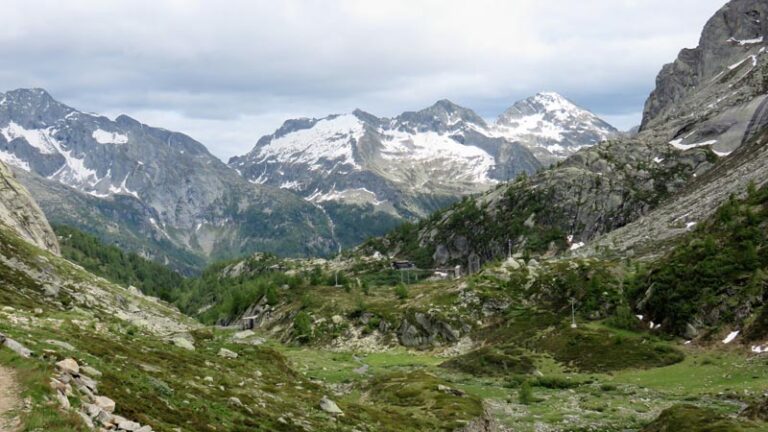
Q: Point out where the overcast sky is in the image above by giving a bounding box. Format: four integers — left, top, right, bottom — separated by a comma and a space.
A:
1, 0, 727, 160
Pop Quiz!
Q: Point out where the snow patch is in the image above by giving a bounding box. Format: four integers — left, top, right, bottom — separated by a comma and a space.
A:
1, 122, 58, 154
569, 242, 585, 251
669, 138, 718, 151
0, 150, 30, 171
256, 114, 364, 170
92, 129, 129, 145
728, 36, 764, 45
722, 330, 739, 344
379, 129, 496, 183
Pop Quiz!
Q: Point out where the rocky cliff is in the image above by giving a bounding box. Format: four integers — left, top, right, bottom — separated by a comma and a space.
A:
0, 160, 59, 254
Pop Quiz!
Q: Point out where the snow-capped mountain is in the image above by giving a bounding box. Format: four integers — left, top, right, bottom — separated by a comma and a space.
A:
0, 88, 338, 271
493, 92, 618, 166
229, 100, 542, 220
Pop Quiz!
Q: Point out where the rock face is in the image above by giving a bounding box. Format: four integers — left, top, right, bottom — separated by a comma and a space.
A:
379, 0, 768, 266
397, 312, 462, 348
494, 92, 618, 166
0, 160, 59, 254
0, 89, 337, 271
642, 0, 768, 131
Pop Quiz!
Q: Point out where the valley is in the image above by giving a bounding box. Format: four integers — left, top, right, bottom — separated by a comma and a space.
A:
1, 0, 768, 431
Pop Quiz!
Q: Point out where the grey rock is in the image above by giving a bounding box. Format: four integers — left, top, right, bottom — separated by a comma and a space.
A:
319, 395, 343, 415
217, 348, 238, 359
2, 335, 33, 358
0, 160, 59, 253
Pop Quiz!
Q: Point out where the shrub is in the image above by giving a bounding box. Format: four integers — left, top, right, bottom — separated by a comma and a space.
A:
293, 311, 312, 344
518, 380, 534, 405
394, 284, 408, 300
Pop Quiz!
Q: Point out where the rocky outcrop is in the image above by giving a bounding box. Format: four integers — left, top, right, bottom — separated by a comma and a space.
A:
52, 358, 155, 432
397, 312, 463, 348
0, 160, 59, 254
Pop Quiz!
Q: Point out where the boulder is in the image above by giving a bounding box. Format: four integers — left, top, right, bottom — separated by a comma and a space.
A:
170, 337, 195, 351
115, 417, 141, 431
331, 315, 343, 325
218, 348, 238, 359
55, 390, 70, 409
47, 339, 76, 351
228, 397, 243, 407
94, 395, 116, 413
319, 396, 343, 415
56, 358, 80, 376
1, 335, 33, 358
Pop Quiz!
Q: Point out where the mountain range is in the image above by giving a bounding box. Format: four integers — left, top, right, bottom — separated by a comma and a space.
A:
0, 89, 614, 271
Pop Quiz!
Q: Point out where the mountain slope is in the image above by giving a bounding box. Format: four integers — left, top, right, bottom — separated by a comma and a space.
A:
493, 92, 618, 166
229, 100, 542, 223
0, 89, 338, 271
370, 0, 768, 268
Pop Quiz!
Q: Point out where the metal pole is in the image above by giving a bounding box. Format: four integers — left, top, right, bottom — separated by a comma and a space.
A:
570, 298, 577, 329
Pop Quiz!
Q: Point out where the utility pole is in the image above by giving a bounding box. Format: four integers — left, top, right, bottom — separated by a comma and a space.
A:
570, 298, 578, 329
507, 239, 512, 259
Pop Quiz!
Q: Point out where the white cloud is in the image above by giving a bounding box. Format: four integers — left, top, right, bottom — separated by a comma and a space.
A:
0, 0, 727, 159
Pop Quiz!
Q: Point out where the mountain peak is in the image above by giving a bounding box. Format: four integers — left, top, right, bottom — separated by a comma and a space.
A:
397, 99, 487, 132
494, 92, 617, 165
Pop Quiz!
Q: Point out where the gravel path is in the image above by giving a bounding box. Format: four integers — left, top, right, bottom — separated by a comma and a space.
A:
0, 366, 20, 432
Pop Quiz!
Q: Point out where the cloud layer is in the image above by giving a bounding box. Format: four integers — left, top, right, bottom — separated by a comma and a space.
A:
0, 0, 727, 159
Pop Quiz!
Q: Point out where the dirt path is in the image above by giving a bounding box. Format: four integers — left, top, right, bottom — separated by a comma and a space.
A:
0, 366, 20, 432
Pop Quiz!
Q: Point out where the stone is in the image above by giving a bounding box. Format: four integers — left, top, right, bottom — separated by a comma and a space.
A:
56, 358, 80, 376
55, 390, 70, 409
685, 323, 699, 340
218, 348, 238, 359
83, 403, 102, 418
81, 365, 103, 378
232, 330, 255, 340
94, 395, 116, 413
75, 375, 99, 392
228, 397, 243, 407
331, 315, 343, 325
47, 339, 76, 351
170, 337, 195, 351
115, 417, 141, 431
77, 411, 95, 429
2, 336, 33, 358
136, 426, 153, 432
319, 395, 343, 415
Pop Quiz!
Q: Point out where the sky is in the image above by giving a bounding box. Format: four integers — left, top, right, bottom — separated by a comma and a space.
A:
0, 0, 728, 160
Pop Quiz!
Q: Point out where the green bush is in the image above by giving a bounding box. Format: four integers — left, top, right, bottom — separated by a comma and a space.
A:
394, 284, 408, 300
518, 380, 534, 405
293, 311, 313, 344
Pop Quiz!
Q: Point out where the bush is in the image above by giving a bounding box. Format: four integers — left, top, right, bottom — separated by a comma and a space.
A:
293, 311, 312, 344
518, 380, 534, 405
394, 284, 408, 300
